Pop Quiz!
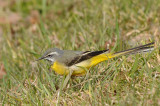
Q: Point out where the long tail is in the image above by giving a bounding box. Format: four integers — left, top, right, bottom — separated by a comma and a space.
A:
111, 42, 155, 58
91, 42, 154, 67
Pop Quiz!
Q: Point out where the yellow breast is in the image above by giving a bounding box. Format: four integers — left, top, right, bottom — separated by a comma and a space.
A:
51, 61, 90, 76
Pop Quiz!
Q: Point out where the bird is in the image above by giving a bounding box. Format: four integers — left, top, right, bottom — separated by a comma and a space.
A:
37, 42, 154, 76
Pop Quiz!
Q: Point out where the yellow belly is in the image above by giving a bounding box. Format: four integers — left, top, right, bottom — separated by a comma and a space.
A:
51, 53, 114, 76
51, 60, 90, 76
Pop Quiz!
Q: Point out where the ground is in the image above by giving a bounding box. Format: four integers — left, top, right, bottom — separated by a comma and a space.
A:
0, 0, 160, 105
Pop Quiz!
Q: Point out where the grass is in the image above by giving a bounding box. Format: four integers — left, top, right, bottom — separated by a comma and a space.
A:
0, 0, 160, 105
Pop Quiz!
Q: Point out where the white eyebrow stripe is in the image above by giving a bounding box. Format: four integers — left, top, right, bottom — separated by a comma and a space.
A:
48, 52, 59, 56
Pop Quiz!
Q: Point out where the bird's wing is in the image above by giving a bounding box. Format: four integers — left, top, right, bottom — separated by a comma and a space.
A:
66, 49, 109, 66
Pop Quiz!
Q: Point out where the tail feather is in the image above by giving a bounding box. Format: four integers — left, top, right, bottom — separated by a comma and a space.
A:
112, 42, 154, 57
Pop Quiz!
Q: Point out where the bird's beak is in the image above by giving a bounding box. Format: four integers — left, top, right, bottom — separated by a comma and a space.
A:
36, 56, 45, 61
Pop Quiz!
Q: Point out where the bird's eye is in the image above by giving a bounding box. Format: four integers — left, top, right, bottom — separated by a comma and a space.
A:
47, 52, 59, 57
47, 54, 52, 57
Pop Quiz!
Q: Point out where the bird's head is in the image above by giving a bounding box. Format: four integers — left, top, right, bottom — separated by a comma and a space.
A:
37, 48, 63, 63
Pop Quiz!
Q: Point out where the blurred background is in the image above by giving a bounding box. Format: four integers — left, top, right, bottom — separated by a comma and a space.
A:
0, 0, 160, 105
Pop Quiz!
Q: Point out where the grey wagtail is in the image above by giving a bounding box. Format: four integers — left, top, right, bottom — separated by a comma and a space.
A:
37, 42, 154, 76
